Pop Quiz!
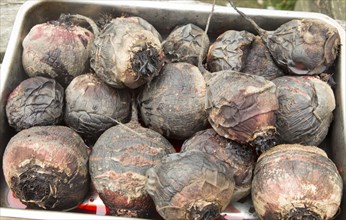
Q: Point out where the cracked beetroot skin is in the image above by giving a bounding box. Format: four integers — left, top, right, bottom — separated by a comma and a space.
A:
272, 76, 335, 146
2, 126, 90, 210
206, 70, 279, 152
64, 73, 131, 142
22, 14, 97, 86
146, 150, 235, 220
89, 104, 175, 218
91, 16, 164, 89
163, 23, 210, 65
181, 128, 256, 202
6, 76, 64, 131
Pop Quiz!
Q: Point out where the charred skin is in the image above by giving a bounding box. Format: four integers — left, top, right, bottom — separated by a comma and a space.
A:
207, 30, 254, 72
91, 17, 164, 89
272, 76, 335, 146
138, 62, 208, 140
64, 73, 131, 142
242, 36, 284, 80
145, 150, 235, 220
6, 77, 64, 131
206, 71, 278, 152
163, 23, 210, 65
252, 144, 343, 220
22, 16, 94, 87
181, 129, 256, 201
2, 126, 90, 210
265, 19, 340, 75
89, 121, 175, 217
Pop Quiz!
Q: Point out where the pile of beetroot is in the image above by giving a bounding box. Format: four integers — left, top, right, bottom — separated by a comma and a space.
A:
2, 2, 344, 220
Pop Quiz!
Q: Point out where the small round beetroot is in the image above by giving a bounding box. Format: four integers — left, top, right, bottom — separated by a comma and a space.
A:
138, 62, 208, 140
64, 73, 131, 141
163, 23, 210, 65
89, 104, 175, 217
91, 16, 164, 89
22, 14, 98, 86
2, 126, 90, 210
6, 76, 64, 131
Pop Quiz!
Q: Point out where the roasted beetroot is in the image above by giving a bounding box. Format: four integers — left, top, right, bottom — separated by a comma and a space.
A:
181, 128, 256, 202
272, 76, 335, 146
2, 126, 90, 210
64, 73, 131, 142
229, 1, 340, 75
146, 150, 235, 220
91, 16, 164, 89
206, 70, 278, 152
89, 103, 175, 217
163, 23, 210, 65
6, 76, 64, 131
138, 62, 208, 140
22, 14, 98, 86
252, 144, 343, 219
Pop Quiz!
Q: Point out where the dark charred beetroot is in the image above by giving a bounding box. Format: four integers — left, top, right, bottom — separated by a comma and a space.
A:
181, 128, 256, 202
272, 76, 335, 146
252, 144, 343, 219
89, 104, 175, 217
146, 150, 235, 220
64, 73, 131, 142
22, 14, 98, 86
207, 30, 254, 72
6, 76, 64, 131
163, 23, 210, 65
91, 16, 164, 89
2, 126, 90, 210
229, 1, 340, 75
138, 62, 208, 140
206, 70, 278, 152
207, 31, 284, 80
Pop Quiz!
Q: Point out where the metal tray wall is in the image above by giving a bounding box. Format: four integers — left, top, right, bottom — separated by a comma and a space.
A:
1, 1, 345, 219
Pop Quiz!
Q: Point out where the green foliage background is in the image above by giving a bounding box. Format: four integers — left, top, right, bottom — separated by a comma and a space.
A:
198, 0, 297, 10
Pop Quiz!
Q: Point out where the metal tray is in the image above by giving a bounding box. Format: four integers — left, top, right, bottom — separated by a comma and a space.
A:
0, 1, 345, 219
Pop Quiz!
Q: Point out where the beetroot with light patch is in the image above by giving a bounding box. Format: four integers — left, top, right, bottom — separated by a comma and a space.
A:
6, 76, 64, 131
64, 73, 131, 142
89, 104, 175, 217
252, 144, 343, 219
22, 14, 98, 86
2, 126, 90, 210
91, 16, 164, 89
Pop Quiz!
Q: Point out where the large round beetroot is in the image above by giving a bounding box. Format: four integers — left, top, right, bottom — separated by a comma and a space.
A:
6, 76, 64, 131
64, 73, 131, 141
206, 70, 278, 152
2, 126, 90, 210
146, 150, 235, 220
22, 14, 97, 86
89, 104, 175, 217
91, 16, 164, 89
138, 62, 208, 140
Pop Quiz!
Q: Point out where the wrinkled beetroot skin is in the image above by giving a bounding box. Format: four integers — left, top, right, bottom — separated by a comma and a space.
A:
6, 76, 64, 131
273, 76, 335, 146
22, 17, 94, 86
2, 126, 90, 211
64, 73, 131, 141
89, 121, 175, 218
